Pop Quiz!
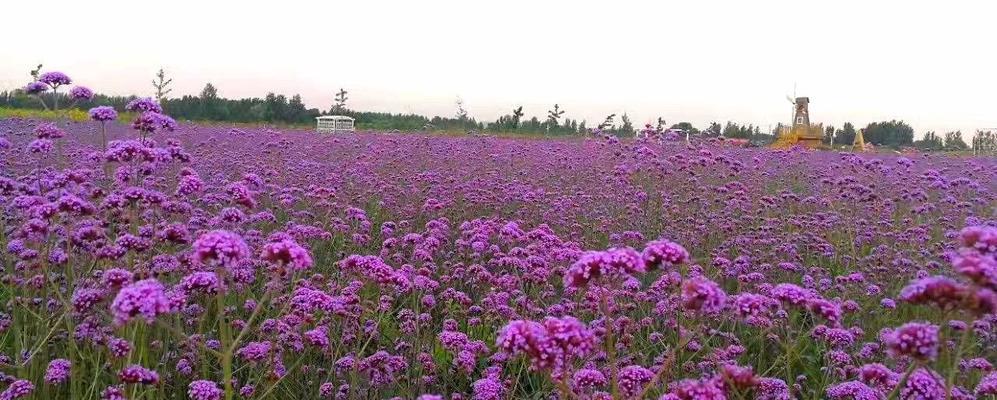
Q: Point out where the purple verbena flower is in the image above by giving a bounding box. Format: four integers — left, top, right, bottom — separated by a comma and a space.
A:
885, 322, 940, 361
125, 97, 162, 113
70, 86, 94, 100
44, 359, 71, 384
89, 106, 118, 122
110, 279, 171, 325
187, 380, 222, 400
118, 365, 159, 385
24, 81, 48, 94
39, 72, 72, 87
192, 230, 250, 270
260, 239, 313, 271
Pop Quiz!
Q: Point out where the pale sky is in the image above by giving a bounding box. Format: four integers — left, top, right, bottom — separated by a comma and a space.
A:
3, 0, 996, 135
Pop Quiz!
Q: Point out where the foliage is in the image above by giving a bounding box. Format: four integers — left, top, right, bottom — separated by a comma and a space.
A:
862, 120, 915, 148
823, 125, 835, 145
721, 121, 759, 139
943, 131, 969, 151
914, 131, 944, 151
835, 122, 857, 146
152, 68, 173, 102
770, 128, 802, 148
0, 107, 88, 121
332, 88, 348, 113
972, 130, 997, 156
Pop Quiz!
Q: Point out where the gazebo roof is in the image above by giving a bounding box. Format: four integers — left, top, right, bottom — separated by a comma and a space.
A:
316, 115, 354, 120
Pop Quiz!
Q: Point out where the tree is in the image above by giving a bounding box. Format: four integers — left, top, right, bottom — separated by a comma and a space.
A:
152, 68, 173, 102
199, 83, 223, 120
333, 88, 348, 112
670, 122, 700, 134
546, 104, 564, 128
263, 92, 288, 122
706, 122, 722, 136
823, 125, 835, 145
655, 117, 667, 131
29, 64, 44, 81
287, 94, 308, 123
618, 113, 634, 136
512, 106, 524, 128
455, 97, 468, 121
200, 83, 218, 100
943, 131, 969, 151
863, 120, 914, 148
722, 121, 751, 139
835, 122, 856, 146
914, 131, 944, 151
599, 114, 616, 131
972, 130, 997, 155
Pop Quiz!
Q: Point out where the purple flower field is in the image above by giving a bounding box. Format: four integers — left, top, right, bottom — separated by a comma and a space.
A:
0, 108, 995, 399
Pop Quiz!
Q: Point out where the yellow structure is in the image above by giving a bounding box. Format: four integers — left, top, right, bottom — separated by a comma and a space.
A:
773, 123, 824, 149
853, 128, 866, 151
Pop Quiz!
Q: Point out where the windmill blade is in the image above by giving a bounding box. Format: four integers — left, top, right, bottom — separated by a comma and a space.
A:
785, 95, 794, 103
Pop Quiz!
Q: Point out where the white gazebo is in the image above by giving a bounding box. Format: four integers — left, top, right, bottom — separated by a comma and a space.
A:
316, 115, 355, 133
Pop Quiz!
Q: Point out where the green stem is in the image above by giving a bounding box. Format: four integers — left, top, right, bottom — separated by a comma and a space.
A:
217, 294, 234, 400
946, 326, 972, 400
600, 292, 619, 399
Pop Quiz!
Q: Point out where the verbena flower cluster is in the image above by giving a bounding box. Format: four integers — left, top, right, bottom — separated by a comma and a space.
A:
0, 76, 994, 399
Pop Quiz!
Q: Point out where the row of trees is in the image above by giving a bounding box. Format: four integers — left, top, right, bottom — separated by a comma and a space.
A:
804, 120, 995, 152
816, 121, 916, 148
971, 130, 997, 155
815, 120, 962, 150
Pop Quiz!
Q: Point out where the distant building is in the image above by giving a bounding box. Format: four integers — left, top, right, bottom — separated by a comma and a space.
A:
791, 97, 822, 148
773, 96, 824, 149
316, 115, 355, 133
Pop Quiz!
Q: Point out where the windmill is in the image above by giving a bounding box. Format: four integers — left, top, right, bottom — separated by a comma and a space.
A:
773, 83, 823, 148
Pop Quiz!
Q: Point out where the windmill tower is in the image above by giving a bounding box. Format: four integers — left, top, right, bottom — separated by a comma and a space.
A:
791, 97, 810, 128
779, 94, 823, 148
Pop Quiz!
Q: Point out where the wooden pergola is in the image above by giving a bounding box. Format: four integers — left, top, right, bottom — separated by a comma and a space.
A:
316, 115, 355, 133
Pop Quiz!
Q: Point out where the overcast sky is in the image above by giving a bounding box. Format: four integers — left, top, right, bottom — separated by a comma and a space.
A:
3, 0, 996, 135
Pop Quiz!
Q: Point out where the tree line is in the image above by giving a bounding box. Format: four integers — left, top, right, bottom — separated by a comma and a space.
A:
3, 67, 995, 150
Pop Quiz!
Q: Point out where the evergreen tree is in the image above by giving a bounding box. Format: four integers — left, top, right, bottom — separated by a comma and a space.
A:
914, 131, 944, 151
599, 114, 616, 131
863, 120, 914, 148
546, 104, 564, 130
836, 122, 856, 145
200, 83, 223, 120
152, 68, 173, 102
455, 97, 468, 121
512, 106, 524, 129
333, 88, 348, 112
670, 122, 699, 134
706, 122, 722, 136
618, 113, 634, 136
655, 117, 667, 132
943, 131, 969, 151
971, 130, 997, 155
